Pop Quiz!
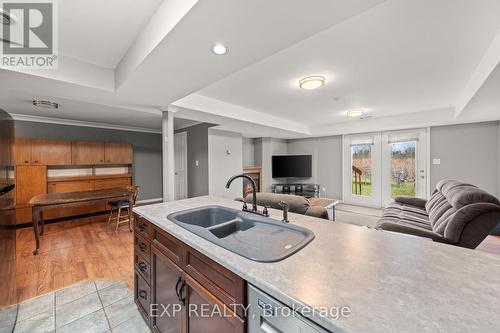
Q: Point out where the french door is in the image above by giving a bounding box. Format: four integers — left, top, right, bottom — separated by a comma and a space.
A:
343, 129, 427, 208
381, 129, 427, 206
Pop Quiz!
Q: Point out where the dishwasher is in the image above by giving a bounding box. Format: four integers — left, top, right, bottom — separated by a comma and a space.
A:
248, 284, 330, 333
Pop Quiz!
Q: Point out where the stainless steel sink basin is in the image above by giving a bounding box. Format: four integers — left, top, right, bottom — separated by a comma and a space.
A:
167, 205, 314, 262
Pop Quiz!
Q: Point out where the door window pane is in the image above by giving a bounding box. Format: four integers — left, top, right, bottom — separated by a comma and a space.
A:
351, 144, 372, 196
390, 141, 416, 198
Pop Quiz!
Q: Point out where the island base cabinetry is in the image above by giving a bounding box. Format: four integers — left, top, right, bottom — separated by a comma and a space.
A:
133, 213, 246, 333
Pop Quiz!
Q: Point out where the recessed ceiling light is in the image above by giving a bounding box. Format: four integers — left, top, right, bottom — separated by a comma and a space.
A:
299, 75, 326, 90
212, 44, 228, 55
32, 100, 58, 109
347, 108, 365, 118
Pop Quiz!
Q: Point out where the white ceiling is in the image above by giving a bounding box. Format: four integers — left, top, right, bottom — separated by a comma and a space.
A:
1, 0, 499, 138
59, 0, 162, 69
197, 0, 500, 126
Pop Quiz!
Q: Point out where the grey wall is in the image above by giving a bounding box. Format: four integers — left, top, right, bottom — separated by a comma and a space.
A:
242, 138, 255, 167
254, 138, 262, 166
14, 120, 162, 200
175, 123, 212, 198
430, 122, 500, 196
260, 138, 288, 192
208, 129, 243, 199
287, 136, 343, 199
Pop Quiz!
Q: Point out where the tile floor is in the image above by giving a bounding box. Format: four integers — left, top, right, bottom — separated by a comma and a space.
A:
1, 280, 150, 333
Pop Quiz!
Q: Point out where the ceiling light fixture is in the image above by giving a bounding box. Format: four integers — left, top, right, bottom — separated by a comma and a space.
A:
299, 75, 326, 90
347, 108, 365, 118
212, 44, 228, 55
32, 100, 59, 109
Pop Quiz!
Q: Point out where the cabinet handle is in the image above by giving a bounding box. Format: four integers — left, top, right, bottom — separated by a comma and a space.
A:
138, 289, 147, 299
34, 160, 39, 163
24, 160, 29, 163
137, 261, 147, 272
175, 276, 182, 302
179, 280, 186, 306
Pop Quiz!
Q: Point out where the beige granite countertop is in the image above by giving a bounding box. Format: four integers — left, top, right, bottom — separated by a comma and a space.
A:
134, 196, 500, 333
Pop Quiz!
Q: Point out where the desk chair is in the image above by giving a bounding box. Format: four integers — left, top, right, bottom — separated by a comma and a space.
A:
107, 185, 140, 232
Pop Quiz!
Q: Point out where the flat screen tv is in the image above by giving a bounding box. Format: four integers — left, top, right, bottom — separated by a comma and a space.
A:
272, 155, 312, 178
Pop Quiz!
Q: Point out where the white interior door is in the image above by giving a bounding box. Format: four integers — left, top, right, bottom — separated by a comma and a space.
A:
174, 132, 188, 200
381, 129, 427, 206
343, 133, 382, 207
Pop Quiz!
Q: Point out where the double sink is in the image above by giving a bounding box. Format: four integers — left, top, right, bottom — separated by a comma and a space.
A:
167, 205, 314, 262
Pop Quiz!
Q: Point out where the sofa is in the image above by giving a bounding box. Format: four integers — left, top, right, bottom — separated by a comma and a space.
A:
241, 193, 329, 220
376, 179, 500, 248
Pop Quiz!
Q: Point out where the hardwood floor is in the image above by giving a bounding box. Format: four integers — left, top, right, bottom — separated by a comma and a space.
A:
14, 213, 500, 303
15, 214, 133, 302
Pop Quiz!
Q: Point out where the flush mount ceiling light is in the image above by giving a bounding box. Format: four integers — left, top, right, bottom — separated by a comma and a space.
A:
299, 75, 326, 90
212, 44, 228, 55
347, 108, 365, 118
32, 100, 59, 109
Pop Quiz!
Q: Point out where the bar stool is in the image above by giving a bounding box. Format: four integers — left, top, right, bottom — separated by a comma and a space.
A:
107, 185, 140, 232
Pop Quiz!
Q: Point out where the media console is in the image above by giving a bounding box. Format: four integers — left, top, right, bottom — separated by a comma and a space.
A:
271, 183, 320, 198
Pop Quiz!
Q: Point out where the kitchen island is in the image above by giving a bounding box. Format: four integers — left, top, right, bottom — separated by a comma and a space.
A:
133, 196, 500, 333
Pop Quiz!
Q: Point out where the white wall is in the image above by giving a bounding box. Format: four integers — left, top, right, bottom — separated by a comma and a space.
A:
242, 137, 255, 167
430, 122, 499, 196
287, 136, 343, 199
208, 129, 243, 199
260, 138, 288, 192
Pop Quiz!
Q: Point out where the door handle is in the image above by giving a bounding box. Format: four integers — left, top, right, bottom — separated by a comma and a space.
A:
260, 319, 282, 333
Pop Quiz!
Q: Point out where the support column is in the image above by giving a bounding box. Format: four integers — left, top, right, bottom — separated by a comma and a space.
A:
162, 110, 175, 202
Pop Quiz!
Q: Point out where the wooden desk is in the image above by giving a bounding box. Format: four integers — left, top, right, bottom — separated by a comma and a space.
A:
28, 188, 135, 255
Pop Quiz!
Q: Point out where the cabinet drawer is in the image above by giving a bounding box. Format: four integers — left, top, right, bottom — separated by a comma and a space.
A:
135, 272, 151, 324
135, 252, 151, 284
94, 178, 131, 190
185, 248, 246, 318
134, 214, 152, 240
135, 234, 150, 263
48, 180, 94, 194
152, 226, 186, 266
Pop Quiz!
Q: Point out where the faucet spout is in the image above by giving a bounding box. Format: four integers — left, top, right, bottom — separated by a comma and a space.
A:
226, 174, 258, 213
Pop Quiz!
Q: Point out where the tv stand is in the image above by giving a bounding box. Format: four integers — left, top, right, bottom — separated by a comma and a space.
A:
271, 183, 320, 198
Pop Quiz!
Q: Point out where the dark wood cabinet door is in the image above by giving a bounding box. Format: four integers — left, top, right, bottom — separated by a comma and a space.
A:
104, 142, 133, 164
151, 246, 185, 333
184, 274, 245, 333
71, 141, 105, 165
